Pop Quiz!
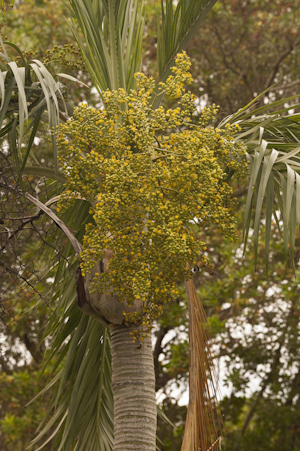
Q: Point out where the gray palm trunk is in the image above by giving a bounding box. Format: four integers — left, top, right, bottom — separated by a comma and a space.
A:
110, 324, 156, 451
80, 260, 157, 450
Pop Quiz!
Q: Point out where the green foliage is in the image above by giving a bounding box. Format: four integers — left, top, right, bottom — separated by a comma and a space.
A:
221, 95, 300, 270
58, 53, 247, 330
0, 367, 56, 451
2, 0, 72, 58
157, 0, 218, 81
155, 202, 300, 449
27, 200, 114, 451
191, 205, 300, 451
185, 0, 300, 115
157, 399, 186, 451
66, 0, 145, 92
0, 39, 75, 174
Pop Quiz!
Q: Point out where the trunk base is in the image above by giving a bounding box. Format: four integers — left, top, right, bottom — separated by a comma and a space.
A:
110, 324, 157, 451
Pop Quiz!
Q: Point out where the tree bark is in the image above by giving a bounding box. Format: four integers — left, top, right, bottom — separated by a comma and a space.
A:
110, 324, 157, 451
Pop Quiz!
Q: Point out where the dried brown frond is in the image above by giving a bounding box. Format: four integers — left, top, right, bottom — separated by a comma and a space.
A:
182, 278, 223, 451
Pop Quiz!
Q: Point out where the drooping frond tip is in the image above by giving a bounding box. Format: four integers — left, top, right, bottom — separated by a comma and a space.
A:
182, 279, 223, 451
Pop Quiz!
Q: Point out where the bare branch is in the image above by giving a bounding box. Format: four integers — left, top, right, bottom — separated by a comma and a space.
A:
264, 38, 300, 91
0, 209, 44, 253
272, 79, 300, 92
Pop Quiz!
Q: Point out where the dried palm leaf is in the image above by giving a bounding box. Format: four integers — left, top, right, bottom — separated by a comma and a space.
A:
182, 278, 222, 451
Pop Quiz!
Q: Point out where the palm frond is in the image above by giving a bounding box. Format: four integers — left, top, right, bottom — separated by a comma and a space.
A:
25, 192, 83, 258
157, 0, 218, 83
23, 166, 67, 183
28, 200, 114, 451
67, 0, 144, 92
182, 279, 222, 451
220, 97, 300, 270
0, 40, 83, 173
35, 314, 113, 451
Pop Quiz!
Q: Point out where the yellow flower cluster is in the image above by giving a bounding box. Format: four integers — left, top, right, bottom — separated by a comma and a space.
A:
58, 52, 247, 328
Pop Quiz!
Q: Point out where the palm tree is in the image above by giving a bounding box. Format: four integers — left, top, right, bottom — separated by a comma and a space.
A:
1, 1, 300, 450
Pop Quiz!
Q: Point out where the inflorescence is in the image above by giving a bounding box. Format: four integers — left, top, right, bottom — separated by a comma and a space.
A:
58, 52, 247, 330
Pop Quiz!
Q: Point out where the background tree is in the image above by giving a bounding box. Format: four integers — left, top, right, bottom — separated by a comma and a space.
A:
188, 0, 300, 115
144, 0, 300, 116
155, 206, 300, 450
0, 3, 87, 448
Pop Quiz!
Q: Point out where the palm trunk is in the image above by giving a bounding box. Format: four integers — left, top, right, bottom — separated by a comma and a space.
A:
110, 324, 157, 451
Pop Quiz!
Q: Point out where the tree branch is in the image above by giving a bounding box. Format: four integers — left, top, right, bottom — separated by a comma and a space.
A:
264, 38, 300, 91
241, 300, 296, 435
272, 79, 300, 92
0, 209, 44, 253
0, 353, 12, 375
23, 333, 43, 364
153, 325, 171, 392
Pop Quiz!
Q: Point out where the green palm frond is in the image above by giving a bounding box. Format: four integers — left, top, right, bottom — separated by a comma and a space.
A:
220, 96, 300, 270
0, 39, 83, 173
67, 0, 217, 95
157, 0, 218, 82
67, 0, 144, 92
27, 199, 114, 451
33, 310, 113, 451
